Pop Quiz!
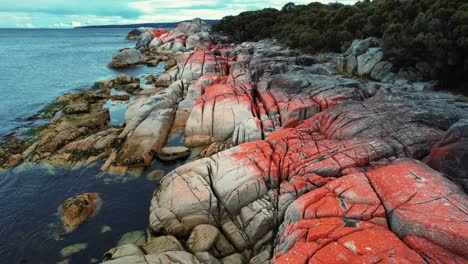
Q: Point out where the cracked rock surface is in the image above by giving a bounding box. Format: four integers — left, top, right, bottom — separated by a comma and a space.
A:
136, 39, 467, 263
33, 21, 466, 264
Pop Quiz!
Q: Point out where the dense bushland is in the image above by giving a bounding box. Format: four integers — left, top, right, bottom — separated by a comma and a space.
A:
213, 0, 467, 92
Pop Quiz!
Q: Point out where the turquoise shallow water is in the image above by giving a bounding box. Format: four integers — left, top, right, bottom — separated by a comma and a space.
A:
0, 28, 181, 263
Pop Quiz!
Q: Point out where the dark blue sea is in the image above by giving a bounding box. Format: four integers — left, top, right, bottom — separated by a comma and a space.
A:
0, 28, 179, 263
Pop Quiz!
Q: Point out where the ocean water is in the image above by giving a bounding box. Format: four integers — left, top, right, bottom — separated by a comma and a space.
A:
0, 28, 155, 139
0, 28, 180, 263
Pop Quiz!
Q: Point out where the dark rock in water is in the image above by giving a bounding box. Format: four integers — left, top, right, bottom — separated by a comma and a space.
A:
115, 74, 134, 85
95, 79, 114, 89
125, 83, 140, 93
157, 146, 191, 161
59, 193, 102, 228
111, 94, 130, 101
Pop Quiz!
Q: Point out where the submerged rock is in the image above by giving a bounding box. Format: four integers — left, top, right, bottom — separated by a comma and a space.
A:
117, 231, 146, 247
59, 193, 102, 228
146, 170, 165, 181
101, 225, 112, 233
60, 243, 88, 258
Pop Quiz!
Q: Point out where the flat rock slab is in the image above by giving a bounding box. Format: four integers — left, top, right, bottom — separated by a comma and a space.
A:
157, 146, 191, 161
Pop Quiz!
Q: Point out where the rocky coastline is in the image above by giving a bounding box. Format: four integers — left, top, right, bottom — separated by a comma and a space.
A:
1, 18, 467, 263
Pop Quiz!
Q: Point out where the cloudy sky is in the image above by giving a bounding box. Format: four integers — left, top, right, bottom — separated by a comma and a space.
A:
0, 0, 358, 28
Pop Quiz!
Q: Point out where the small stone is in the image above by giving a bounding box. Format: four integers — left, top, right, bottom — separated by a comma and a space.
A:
187, 224, 220, 253
117, 231, 145, 246
60, 243, 88, 258
157, 146, 191, 161
142, 235, 184, 254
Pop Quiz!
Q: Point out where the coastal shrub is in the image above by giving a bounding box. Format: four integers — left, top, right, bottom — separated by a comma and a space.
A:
213, 0, 468, 92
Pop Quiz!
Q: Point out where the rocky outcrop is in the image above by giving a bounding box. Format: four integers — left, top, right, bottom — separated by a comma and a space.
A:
330, 37, 437, 92
109, 80, 186, 168
1, 19, 466, 264
148, 91, 467, 258
127, 27, 151, 41
108, 48, 148, 68
113, 18, 213, 58
129, 34, 466, 263
274, 160, 467, 263
146, 18, 211, 52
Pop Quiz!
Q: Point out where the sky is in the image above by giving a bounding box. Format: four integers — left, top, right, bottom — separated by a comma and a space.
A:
0, 0, 358, 28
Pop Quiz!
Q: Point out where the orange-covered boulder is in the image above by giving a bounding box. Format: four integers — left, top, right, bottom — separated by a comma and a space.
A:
367, 159, 468, 259
147, 29, 168, 38
274, 217, 427, 264
280, 172, 387, 229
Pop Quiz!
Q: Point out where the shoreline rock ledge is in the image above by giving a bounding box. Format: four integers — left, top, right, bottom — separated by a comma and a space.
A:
99, 19, 468, 264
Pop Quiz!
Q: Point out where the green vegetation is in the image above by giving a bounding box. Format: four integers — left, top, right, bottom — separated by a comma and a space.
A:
39, 100, 69, 118
213, 0, 467, 92
24, 125, 47, 145
65, 115, 77, 122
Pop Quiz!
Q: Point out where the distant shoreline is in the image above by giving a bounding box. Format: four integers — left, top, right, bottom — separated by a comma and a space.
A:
0, 19, 220, 30
76, 20, 220, 29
